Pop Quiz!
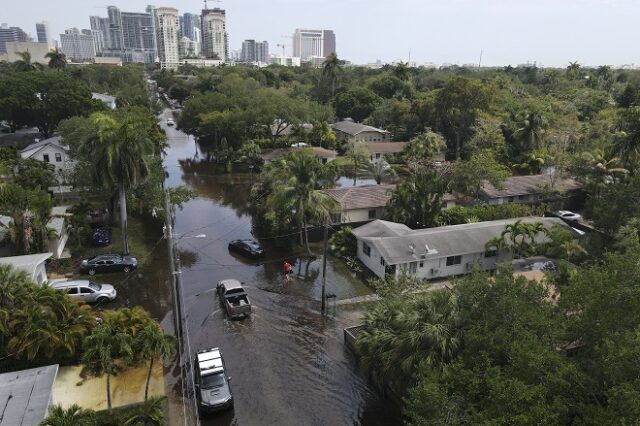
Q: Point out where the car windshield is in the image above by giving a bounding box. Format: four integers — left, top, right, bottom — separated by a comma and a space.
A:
201, 372, 225, 389
89, 281, 101, 291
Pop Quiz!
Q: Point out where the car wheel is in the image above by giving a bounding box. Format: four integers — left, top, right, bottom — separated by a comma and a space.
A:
88, 268, 96, 276
123, 266, 131, 273
97, 296, 109, 304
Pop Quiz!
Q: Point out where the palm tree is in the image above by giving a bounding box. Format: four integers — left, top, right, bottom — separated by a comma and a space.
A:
122, 396, 167, 426
133, 324, 175, 401
28, 189, 53, 253
580, 149, 628, 187
310, 121, 336, 149
0, 183, 31, 254
500, 220, 548, 258
614, 106, 640, 168
385, 169, 446, 229
345, 139, 370, 186
0, 264, 31, 308
266, 149, 338, 253
13, 51, 40, 71
512, 111, 547, 151
82, 323, 133, 415
392, 61, 411, 81
77, 113, 154, 254
360, 159, 397, 184
45, 48, 67, 69
322, 52, 344, 99
40, 404, 97, 426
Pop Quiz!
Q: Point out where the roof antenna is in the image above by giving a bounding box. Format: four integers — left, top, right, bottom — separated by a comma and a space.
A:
204, 0, 208, 9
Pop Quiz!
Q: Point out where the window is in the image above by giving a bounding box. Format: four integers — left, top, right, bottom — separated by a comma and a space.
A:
55, 153, 62, 162
485, 249, 498, 258
508, 197, 515, 203
419, 261, 424, 268
80, 287, 93, 294
363, 242, 371, 257
380, 257, 386, 266
409, 262, 417, 274
446, 255, 462, 266
518, 194, 527, 201
66, 288, 78, 295
43, 154, 50, 162
368, 209, 377, 219
375, 153, 381, 159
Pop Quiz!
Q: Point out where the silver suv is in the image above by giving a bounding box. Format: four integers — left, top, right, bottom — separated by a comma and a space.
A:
50, 279, 117, 304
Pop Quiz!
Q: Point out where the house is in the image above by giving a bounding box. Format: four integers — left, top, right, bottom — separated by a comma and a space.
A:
270, 122, 314, 140
479, 174, 583, 205
323, 184, 396, 224
352, 217, 574, 279
0, 365, 59, 426
47, 206, 71, 259
92, 92, 117, 110
363, 142, 407, 162
0, 253, 52, 285
331, 120, 391, 144
19, 136, 73, 180
261, 147, 337, 164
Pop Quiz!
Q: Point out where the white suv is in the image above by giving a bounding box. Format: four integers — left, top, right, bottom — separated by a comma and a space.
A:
50, 279, 117, 304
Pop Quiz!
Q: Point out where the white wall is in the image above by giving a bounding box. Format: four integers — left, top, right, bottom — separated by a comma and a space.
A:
357, 240, 388, 278
342, 207, 385, 223
486, 194, 537, 205
354, 131, 389, 143
21, 145, 74, 181
34, 262, 48, 285
48, 227, 68, 259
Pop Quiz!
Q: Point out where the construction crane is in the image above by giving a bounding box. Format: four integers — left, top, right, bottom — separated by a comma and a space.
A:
204, 0, 222, 10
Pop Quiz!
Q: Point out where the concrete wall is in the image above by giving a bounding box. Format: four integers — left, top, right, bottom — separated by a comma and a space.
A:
48, 227, 68, 259
357, 239, 388, 278
6, 41, 50, 64
34, 262, 48, 285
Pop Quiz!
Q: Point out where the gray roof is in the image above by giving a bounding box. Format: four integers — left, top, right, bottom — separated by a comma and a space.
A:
0, 365, 58, 426
480, 174, 583, 198
322, 185, 395, 211
0, 253, 52, 281
353, 217, 574, 265
19, 136, 66, 155
91, 92, 116, 104
331, 120, 390, 136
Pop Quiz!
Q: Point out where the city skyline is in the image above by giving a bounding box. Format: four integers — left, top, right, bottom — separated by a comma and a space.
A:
3, 0, 640, 67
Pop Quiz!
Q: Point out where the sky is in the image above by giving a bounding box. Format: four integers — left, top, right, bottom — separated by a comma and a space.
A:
3, 0, 639, 67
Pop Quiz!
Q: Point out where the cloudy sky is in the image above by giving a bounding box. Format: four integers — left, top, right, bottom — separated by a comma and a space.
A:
4, 0, 639, 66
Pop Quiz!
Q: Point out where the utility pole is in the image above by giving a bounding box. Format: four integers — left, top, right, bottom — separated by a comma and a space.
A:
164, 189, 183, 340
321, 223, 328, 314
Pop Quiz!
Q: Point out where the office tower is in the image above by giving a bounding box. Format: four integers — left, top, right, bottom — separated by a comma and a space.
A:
90, 16, 110, 53
154, 7, 180, 69
35, 21, 51, 47
292, 28, 336, 61
0, 24, 30, 54
107, 6, 124, 52
91, 6, 156, 63
201, 8, 227, 60
241, 39, 269, 63
60, 28, 96, 61
181, 13, 200, 41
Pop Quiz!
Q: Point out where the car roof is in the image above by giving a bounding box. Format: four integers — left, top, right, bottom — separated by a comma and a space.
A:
51, 279, 91, 288
219, 279, 243, 290
197, 348, 224, 376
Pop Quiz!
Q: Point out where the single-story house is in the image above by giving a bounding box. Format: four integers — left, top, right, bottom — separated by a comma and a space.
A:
92, 92, 117, 110
352, 217, 575, 279
0, 364, 59, 426
19, 136, 74, 181
479, 174, 583, 205
47, 206, 71, 259
323, 185, 457, 224
270, 122, 314, 139
0, 253, 52, 285
261, 147, 337, 164
332, 120, 391, 143
363, 142, 407, 162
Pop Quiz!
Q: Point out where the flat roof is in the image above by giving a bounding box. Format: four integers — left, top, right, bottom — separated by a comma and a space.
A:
0, 365, 58, 426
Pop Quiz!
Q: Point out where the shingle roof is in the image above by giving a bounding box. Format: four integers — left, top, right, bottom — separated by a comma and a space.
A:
353, 217, 574, 265
364, 142, 407, 153
322, 184, 396, 211
480, 174, 583, 198
19, 136, 66, 155
331, 121, 390, 136
0, 365, 58, 426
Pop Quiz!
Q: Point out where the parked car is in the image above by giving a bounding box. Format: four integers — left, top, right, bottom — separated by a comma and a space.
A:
194, 347, 233, 413
90, 227, 112, 247
50, 279, 117, 304
166, 118, 175, 126
291, 142, 307, 148
228, 239, 264, 259
555, 210, 582, 222
216, 279, 252, 319
80, 254, 138, 275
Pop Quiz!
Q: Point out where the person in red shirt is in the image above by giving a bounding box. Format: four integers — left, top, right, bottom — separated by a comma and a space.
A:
283, 261, 293, 281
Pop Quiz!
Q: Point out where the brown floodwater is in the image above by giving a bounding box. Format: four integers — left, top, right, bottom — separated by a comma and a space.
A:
113, 110, 400, 426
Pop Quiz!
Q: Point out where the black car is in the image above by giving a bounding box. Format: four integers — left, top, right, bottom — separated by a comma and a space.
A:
80, 254, 138, 275
228, 239, 264, 259
90, 227, 112, 247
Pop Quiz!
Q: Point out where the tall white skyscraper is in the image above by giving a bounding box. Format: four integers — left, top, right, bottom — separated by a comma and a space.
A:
154, 7, 180, 69
35, 22, 51, 48
292, 29, 336, 62
201, 8, 228, 60
60, 28, 96, 61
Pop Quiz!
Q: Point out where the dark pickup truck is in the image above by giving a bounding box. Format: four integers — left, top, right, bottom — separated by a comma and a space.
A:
216, 279, 252, 319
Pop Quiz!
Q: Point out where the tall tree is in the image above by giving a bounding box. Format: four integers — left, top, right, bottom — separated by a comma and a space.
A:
322, 52, 344, 99
45, 48, 67, 69
345, 139, 371, 186
360, 159, 397, 184
133, 323, 175, 401
13, 51, 40, 72
386, 169, 447, 228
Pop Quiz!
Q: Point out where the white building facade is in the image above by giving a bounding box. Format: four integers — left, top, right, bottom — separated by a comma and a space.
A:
154, 7, 180, 70
60, 28, 96, 62
201, 8, 228, 60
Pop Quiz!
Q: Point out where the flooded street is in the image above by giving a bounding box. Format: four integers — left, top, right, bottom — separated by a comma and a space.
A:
158, 110, 398, 426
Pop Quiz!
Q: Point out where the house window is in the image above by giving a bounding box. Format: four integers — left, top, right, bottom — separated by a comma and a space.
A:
55, 153, 62, 162
375, 153, 381, 159
368, 209, 377, 219
380, 257, 386, 266
485, 249, 498, 258
518, 195, 527, 201
446, 255, 462, 266
508, 197, 515, 203
363, 242, 371, 257
409, 262, 417, 274
419, 261, 424, 268
330, 213, 341, 223
43, 154, 50, 162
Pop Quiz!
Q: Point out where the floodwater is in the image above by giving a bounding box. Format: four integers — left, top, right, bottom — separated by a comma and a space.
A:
156, 110, 398, 426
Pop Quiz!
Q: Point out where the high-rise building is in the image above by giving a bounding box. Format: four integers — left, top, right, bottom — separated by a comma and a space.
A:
60, 28, 96, 61
154, 7, 180, 69
292, 28, 336, 61
35, 21, 51, 47
89, 16, 110, 53
0, 23, 30, 54
91, 6, 156, 63
181, 13, 200, 41
201, 8, 227, 60
107, 6, 124, 52
241, 39, 269, 63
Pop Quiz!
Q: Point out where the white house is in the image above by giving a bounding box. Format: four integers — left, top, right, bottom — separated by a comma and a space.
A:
352, 217, 575, 279
92, 92, 117, 109
332, 120, 391, 144
0, 253, 52, 285
363, 142, 407, 162
323, 184, 396, 224
19, 136, 74, 181
47, 206, 71, 259
479, 174, 583, 205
